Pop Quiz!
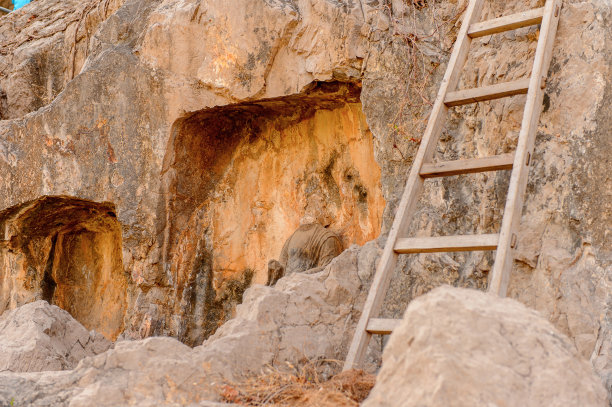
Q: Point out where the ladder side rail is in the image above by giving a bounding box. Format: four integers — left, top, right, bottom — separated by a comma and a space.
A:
343, 0, 486, 371
488, 0, 562, 296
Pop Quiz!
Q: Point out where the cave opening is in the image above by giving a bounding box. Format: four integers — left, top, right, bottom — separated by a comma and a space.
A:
159, 81, 386, 345
40, 233, 58, 303
0, 196, 128, 340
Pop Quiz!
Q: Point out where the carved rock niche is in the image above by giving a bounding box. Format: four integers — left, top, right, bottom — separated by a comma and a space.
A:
160, 82, 386, 344
0, 196, 127, 340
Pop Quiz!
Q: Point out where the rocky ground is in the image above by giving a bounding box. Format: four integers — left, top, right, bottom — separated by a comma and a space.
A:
0, 280, 607, 405
0, 301, 110, 373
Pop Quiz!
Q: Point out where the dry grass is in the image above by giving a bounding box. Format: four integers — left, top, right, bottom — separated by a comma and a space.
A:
379, 0, 468, 147
218, 361, 376, 406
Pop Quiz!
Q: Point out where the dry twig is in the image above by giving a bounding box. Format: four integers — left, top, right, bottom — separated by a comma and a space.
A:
219, 360, 376, 406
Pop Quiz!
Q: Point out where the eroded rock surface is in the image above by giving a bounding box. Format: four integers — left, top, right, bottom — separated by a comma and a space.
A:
163, 87, 385, 344
0, 300, 110, 373
0, 0, 125, 119
267, 223, 343, 285
364, 1, 612, 396
0, 196, 127, 340
0, 242, 382, 406
0, 0, 609, 398
364, 286, 609, 407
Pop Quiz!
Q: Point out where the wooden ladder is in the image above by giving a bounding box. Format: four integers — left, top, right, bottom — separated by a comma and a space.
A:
344, 0, 562, 370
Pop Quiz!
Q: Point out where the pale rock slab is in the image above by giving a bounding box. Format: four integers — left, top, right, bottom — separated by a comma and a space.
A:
0, 300, 110, 372
363, 286, 609, 407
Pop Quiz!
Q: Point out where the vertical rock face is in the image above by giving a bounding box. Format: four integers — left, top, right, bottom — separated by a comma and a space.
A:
0, 0, 384, 346
164, 85, 383, 284
162, 83, 385, 344
0, 196, 127, 340
0, 0, 125, 119
0, 242, 383, 406
362, 0, 612, 396
0, 0, 609, 397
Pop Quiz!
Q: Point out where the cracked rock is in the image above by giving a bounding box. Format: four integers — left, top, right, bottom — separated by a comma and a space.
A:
363, 286, 609, 406
0, 300, 111, 372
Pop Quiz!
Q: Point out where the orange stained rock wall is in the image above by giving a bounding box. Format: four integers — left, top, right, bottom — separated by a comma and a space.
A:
50, 226, 126, 340
0, 197, 127, 340
162, 85, 386, 342
208, 102, 385, 285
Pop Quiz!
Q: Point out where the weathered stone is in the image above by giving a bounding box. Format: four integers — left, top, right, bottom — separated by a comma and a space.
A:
0, 300, 110, 372
0, 242, 382, 406
0, 0, 125, 119
267, 223, 343, 285
0, 0, 609, 399
0, 337, 219, 406
362, 1, 612, 397
364, 286, 609, 407
0, 196, 127, 340
0, 0, 388, 346
199, 242, 383, 380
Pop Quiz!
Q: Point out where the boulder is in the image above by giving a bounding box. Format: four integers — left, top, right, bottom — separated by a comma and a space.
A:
0, 337, 221, 407
363, 286, 609, 407
0, 300, 111, 372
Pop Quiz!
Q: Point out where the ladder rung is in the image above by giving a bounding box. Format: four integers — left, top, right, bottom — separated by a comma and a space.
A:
445, 78, 530, 107
468, 7, 545, 38
394, 234, 499, 254
420, 153, 514, 178
366, 318, 400, 335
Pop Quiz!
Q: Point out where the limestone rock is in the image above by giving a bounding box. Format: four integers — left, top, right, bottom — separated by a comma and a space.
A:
0, 300, 111, 372
0, 337, 219, 407
0, 0, 125, 119
0, 0, 385, 346
363, 286, 609, 407
0, 242, 382, 406
267, 223, 343, 285
0, 196, 127, 340
199, 241, 383, 380
0, 0, 609, 398
362, 1, 612, 396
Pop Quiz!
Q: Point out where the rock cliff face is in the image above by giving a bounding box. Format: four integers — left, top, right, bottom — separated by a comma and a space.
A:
0, 196, 127, 340
0, 0, 385, 343
0, 0, 610, 400
0, 243, 383, 406
0, 0, 125, 119
163, 85, 385, 344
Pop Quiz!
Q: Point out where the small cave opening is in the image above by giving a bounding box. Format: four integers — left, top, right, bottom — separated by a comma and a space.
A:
0, 196, 128, 340
159, 81, 385, 345
40, 233, 59, 303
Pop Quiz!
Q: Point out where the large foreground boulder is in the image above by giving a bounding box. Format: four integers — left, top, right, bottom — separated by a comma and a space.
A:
0, 300, 111, 372
364, 286, 609, 407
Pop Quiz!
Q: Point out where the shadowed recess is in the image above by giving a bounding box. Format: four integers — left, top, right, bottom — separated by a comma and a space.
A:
157, 81, 385, 345
0, 195, 127, 340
